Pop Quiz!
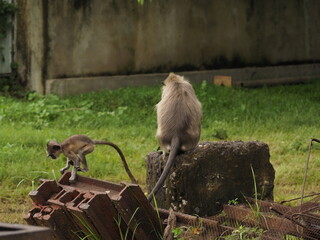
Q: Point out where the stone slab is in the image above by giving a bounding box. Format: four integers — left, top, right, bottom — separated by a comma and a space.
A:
46, 64, 320, 96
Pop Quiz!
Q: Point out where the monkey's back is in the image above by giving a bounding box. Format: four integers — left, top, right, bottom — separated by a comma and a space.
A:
156, 79, 202, 152
61, 134, 94, 153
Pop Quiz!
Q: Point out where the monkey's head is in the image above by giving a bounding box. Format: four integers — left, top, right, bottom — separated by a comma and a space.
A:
163, 73, 184, 85
46, 140, 62, 159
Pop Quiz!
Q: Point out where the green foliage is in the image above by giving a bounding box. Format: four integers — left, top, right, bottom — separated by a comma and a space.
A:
172, 225, 202, 240
213, 128, 228, 140
74, 214, 102, 240
247, 166, 261, 219
0, 62, 21, 94
172, 227, 184, 239
152, 195, 164, 235
114, 207, 141, 240
0, 0, 17, 38
0, 0, 17, 61
227, 198, 239, 205
2, 81, 320, 224
0, 0, 19, 93
136, 0, 152, 5
0, 87, 160, 129
223, 225, 265, 240
285, 236, 303, 240
171, 217, 203, 239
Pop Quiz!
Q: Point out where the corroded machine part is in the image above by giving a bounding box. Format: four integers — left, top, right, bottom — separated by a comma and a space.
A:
25, 172, 162, 240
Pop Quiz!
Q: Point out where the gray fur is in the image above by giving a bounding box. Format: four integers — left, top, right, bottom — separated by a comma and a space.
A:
148, 73, 202, 201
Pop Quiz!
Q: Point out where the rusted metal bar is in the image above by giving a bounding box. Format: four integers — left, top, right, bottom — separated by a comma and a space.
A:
79, 193, 123, 240
24, 207, 41, 225
159, 208, 279, 240
42, 208, 80, 240
246, 197, 293, 213
0, 222, 52, 240
26, 171, 320, 240
29, 180, 61, 205
113, 183, 163, 239
58, 171, 123, 195
280, 192, 320, 204
159, 208, 219, 226
223, 204, 301, 236
158, 208, 227, 238
26, 172, 164, 240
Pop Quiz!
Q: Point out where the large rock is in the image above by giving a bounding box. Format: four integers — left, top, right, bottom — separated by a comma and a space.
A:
146, 141, 275, 216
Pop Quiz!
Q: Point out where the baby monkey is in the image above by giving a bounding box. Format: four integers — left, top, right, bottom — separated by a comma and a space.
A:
46, 134, 137, 184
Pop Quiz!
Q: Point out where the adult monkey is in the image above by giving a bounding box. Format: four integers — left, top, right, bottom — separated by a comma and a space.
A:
147, 73, 202, 202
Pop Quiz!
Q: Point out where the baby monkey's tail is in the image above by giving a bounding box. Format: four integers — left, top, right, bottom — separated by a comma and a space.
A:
93, 140, 138, 184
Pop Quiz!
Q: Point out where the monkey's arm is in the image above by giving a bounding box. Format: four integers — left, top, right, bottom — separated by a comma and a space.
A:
93, 140, 138, 184
60, 159, 73, 174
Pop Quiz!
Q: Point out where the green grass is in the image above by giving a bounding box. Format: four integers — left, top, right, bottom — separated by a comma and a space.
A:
1, 80, 320, 224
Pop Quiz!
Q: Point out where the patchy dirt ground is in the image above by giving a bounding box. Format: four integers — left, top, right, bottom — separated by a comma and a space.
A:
0, 197, 33, 224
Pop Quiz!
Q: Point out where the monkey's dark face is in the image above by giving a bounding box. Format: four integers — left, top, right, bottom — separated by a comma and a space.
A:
46, 140, 62, 159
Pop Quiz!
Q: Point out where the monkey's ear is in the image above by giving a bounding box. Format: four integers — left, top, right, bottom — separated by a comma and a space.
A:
165, 73, 178, 83
169, 72, 177, 79
52, 145, 61, 151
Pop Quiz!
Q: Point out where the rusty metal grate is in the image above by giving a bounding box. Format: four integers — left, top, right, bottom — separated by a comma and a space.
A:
159, 195, 320, 240
25, 172, 320, 240
25, 172, 162, 240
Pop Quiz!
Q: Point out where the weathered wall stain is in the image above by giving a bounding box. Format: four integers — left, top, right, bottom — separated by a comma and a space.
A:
14, 0, 320, 92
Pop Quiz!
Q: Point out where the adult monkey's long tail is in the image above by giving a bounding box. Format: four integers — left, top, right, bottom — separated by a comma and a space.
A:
147, 137, 180, 202
93, 140, 138, 184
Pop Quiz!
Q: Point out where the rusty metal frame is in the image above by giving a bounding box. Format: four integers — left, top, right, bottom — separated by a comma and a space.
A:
0, 222, 52, 240
25, 172, 162, 240
25, 172, 320, 240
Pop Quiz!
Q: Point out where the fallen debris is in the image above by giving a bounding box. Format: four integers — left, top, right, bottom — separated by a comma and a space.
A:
25, 172, 320, 240
0, 222, 51, 240
25, 172, 162, 240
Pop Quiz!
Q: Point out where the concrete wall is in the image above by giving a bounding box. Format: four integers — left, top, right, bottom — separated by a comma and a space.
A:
14, 0, 45, 93
14, 0, 320, 94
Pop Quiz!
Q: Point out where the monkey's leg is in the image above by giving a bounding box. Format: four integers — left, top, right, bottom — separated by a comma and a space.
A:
158, 142, 170, 160
60, 159, 72, 174
162, 150, 169, 160
156, 147, 169, 160
78, 155, 89, 172
67, 153, 80, 183
70, 166, 78, 184
78, 145, 94, 172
